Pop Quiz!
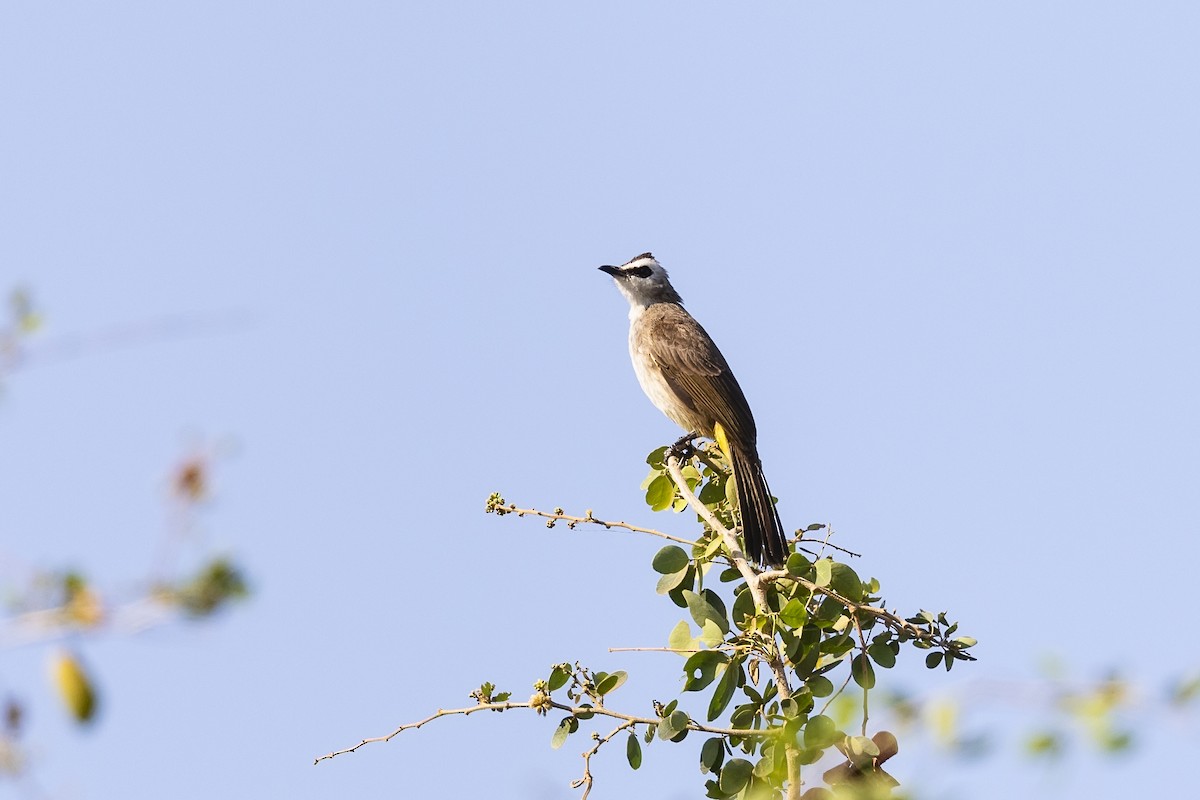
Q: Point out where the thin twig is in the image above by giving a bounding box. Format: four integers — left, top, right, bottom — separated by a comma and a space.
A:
608, 646, 728, 654
820, 672, 856, 717
853, 615, 869, 737
487, 501, 697, 547
794, 536, 861, 559
572, 719, 637, 799
314, 699, 777, 764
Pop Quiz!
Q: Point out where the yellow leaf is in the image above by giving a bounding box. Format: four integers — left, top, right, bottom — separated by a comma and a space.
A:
49, 650, 97, 724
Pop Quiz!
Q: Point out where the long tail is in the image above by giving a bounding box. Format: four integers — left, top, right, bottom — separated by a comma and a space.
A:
715, 424, 788, 566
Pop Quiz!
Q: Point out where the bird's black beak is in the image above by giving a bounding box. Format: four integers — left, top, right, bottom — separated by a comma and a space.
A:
598, 265, 621, 276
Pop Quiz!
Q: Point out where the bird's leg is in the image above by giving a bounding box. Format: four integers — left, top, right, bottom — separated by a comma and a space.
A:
668, 430, 700, 462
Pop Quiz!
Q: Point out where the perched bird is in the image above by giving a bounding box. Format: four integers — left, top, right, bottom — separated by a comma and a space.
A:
599, 252, 788, 566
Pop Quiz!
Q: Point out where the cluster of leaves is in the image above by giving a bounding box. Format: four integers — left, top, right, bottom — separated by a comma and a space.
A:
158, 558, 249, 617
479, 447, 977, 799
645, 455, 974, 795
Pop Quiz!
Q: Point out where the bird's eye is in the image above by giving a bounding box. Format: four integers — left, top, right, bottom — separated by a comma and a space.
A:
627, 265, 653, 278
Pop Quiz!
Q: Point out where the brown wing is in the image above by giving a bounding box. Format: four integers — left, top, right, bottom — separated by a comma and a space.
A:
642, 304, 758, 444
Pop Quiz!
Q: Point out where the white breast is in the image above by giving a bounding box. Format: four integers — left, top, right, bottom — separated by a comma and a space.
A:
627, 308, 696, 432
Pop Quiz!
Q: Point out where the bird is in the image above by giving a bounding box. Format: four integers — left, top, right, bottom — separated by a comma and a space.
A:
599, 252, 788, 566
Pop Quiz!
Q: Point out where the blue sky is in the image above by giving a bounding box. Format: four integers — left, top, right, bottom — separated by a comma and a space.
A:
1, 2, 1197, 798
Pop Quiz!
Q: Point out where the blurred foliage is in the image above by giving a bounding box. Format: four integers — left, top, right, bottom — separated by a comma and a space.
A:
50, 650, 98, 724
0, 286, 251, 785
0, 287, 41, 387
163, 557, 249, 617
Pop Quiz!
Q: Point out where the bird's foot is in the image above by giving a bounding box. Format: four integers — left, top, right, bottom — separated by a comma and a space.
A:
668, 431, 700, 462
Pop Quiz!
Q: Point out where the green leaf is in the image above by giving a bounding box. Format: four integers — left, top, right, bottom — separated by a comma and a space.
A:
814, 559, 833, 587
646, 446, 669, 469
702, 534, 726, 559
699, 620, 726, 647
656, 567, 690, 595
707, 658, 740, 721
804, 715, 838, 749
867, 641, 896, 669
953, 636, 978, 648
683, 651, 729, 692
626, 733, 642, 769
547, 665, 571, 692
550, 716, 575, 749
646, 474, 675, 511
754, 746, 781, 778
658, 709, 691, 742
779, 598, 807, 629
668, 620, 695, 652
925, 651, 944, 669
796, 747, 823, 766
814, 596, 846, 626
684, 590, 730, 635
731, 588, 757, 632
700, 736, 725, 774
828, 563, 864, 602
698, 475, 727, 504
786, 552, 814, 577
729, 702, 758, 729
652, 545, 690, 574
667, 566, 696, 607
787, 685, 814, 716
806, 675, 835, 698
724, 472, 739, 507
718, 758, 753, 794
596, 671, 627, 696
851, 654, 876, 689
779, 697, 804, 719
701, 590, 729, 630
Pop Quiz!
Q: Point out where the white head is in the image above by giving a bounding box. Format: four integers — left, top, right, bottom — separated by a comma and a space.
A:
598, 252, 683, 309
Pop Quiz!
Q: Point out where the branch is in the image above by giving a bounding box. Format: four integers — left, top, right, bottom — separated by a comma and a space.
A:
485, 496, 697, 547
757, 569, 971, 656
314, 698, 778, 765
663, 453, 802, 799
3, 596, 182, 649
608, 646, 730, 654
795, 536, 861, 559
572, 720, 637, 800
663, 456, 759, 590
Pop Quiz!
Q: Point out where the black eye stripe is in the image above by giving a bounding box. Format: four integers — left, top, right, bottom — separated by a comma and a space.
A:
626, 265, 653, 278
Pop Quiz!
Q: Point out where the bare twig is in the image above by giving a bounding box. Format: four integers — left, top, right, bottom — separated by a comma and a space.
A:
795, 536, 860, 559
11, 309, 253, 373
572, 720, 637, 799
1, 596, 180, 649
608, 645, 731, 654
820, 672, 856, 717
853, 615, 870, 736
486, 499, 697, 547
314, 698, 778, 765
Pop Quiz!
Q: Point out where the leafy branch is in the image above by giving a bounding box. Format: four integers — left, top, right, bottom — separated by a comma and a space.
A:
321, 442, 977, 798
